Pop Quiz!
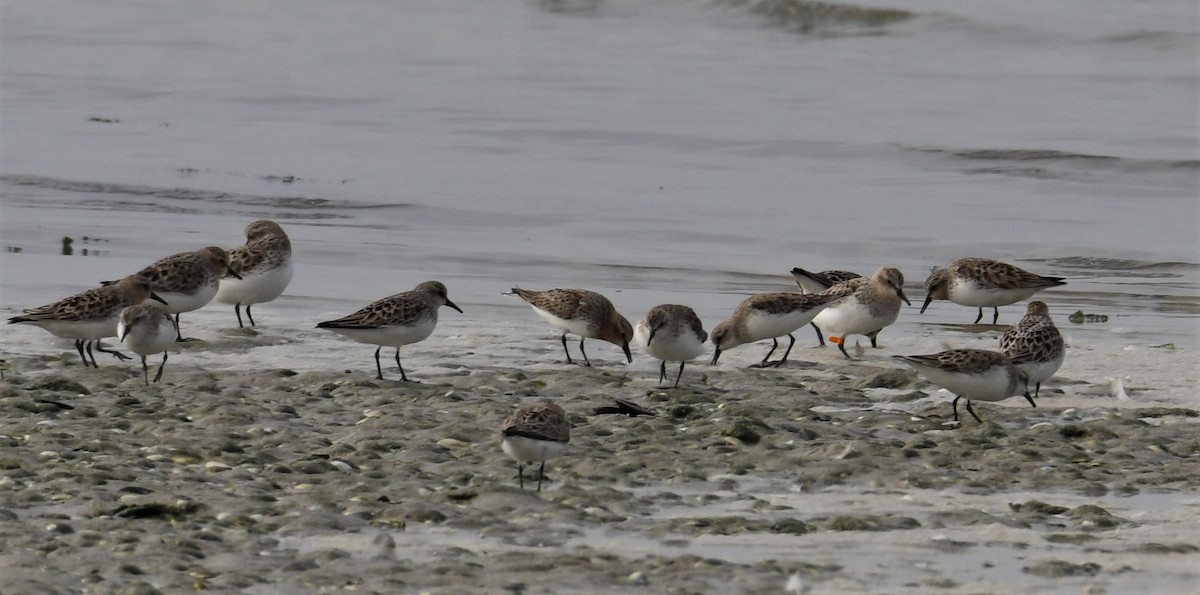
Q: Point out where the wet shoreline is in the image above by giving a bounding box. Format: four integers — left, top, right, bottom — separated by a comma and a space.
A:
1, 338, 1197, 593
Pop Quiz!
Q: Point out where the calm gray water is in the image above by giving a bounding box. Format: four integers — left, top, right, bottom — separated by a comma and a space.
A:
2, 0, 1198, 348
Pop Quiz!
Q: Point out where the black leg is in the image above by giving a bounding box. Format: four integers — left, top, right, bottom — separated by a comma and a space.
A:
578, 337, 591, 367
84, 341, 99, 367
992, 307, 1000, 325
394, 349, 409, 382
153, 353, 168, 383
234, 305, 245, 328
952, 396, 961, 422
74, 340, 91, 367
94, 341, 131, 362
867, 330, 879, 348
1033, 382, 1042, 399
974, 308, 984, 324
517, 462, 525, 489
559, 334, 574, 365
759, 338, 780, 367
766, 334, 797, 367
836, 338, 852, 360
536, 461, 546, 492
1023, 391, 1036, 408
246, 304, 256, 327
373, 347, 384, 380
811, 322, 826, 347
964, 400, 982, 423
140, 356, 150, 386
173, 313, 185, 342
658, 360, 667, 385
673, 361, 685, 388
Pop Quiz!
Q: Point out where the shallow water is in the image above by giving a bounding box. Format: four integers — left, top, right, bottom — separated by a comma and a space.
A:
2, 0, 1196, 359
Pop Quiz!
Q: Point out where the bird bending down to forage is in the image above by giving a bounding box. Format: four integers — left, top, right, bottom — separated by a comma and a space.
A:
118, 304, 178, 385
508, 287, 633, 366
634, 304, 708, 388
214, 220, 294, 328
8, 275, 166, 367
920, 258, 1066, 325
813, 267, 910, 359
710, 291, 838, 367
791, 267, 871, 346
316, 281, 462, 381
501, 402, 570, 492
1000, 301, 1064, 399
113, 246, 241, 341
893, 349, 1032, 423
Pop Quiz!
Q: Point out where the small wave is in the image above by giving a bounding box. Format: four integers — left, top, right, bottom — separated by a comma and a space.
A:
708, 0, 913, 34
0, 175, 408, 213
1047, 257, 1199, 271
905, 146, 1200, 189
910, 146, 1199, 169
1102, 30, 1200, 49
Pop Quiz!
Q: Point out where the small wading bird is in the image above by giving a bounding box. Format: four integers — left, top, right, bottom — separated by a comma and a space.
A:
107, 246, 241, 341
894, 348, 1033, 424
215, 220, 294, 328
634, 304, 707, 388
501, 402, 570, 492
920, 258, 1066, 325
316, 281, 462, 381
118, 304, 178, 385
710, 291, 838, 367
508, 287, 633, 366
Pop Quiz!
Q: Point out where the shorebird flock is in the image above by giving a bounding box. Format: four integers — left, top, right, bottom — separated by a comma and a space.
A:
6, 219, 1069, 490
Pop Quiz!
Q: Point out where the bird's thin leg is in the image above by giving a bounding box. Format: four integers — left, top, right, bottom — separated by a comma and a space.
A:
536, 461, 546, 492
141, 356, 150, 386
965, 400, 983, 423
84, 341, 99, 368
394, 349, 409, 382
153, 353, 167, 383
974, 308, 984, 324
74, 340, 90, 367
234, 305, 245, 328
673, 361, 685, 388
173, 313, 185, 342
559, 334, 574, 365
517, 462, 525, 489
1033, 382, 1042, 399
867, 330, 880, 348
836, 337, 853, 360
991, 307, 1000, 325
952, 396, 962, 422
768, 334, 797, 367
246, 305, 256, 327
578, 337, 591, 367
658, 360, 667, 385
759, 338, 779, 367
811, 322, 826, 347
94, 341, 130, 362
1023, 391, 1037, 408
373, 347, 384, 380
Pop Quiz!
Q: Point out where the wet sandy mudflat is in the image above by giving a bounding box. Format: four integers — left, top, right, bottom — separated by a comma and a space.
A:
0, 330, 1197, 595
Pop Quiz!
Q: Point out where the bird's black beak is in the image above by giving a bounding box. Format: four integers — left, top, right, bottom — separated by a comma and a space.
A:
622, 342, 632, 364
710, 347, 722, 365
151, 292, 168, 305
445, 299, 463, 314
646, 329, 656, 347
226, 266, 243, 280
120, 327, 131, 341
898, 288, 912, 307
919, 294, 933, 314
